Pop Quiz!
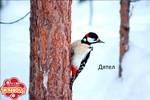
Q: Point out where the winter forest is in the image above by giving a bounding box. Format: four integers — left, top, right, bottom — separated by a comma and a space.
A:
0, 0, 150, 100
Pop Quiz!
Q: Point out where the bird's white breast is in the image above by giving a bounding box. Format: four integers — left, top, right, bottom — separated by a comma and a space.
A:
71, 40, 91, 68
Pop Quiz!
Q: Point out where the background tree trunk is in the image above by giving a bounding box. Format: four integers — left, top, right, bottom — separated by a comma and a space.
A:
119, 0, 130, 77
29, 0, 72, 100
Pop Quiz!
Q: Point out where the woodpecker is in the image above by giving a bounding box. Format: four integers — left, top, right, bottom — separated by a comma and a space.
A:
70, 32, 104, 88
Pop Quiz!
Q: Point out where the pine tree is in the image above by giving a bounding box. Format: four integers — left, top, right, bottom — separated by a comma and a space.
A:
29, 0, 72, 99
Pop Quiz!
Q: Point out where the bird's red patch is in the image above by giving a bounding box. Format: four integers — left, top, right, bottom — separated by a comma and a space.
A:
71, 65, 78, 77
86, 33, 89, 37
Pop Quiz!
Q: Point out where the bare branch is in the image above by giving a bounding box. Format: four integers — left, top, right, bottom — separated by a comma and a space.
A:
0, 11, 30, 24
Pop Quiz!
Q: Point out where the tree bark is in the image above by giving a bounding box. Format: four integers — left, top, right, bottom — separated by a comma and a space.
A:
29, 0, 72, 100
119, 0, 130, 77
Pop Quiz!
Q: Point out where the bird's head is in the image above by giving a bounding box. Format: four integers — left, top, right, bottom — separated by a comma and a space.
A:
81, 32, 104, 45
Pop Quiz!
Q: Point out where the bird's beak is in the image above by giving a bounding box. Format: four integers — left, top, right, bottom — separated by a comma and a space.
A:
96, 39, 104, 43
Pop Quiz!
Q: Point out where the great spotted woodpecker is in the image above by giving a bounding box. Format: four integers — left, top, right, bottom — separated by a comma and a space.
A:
70, 32, 104, 88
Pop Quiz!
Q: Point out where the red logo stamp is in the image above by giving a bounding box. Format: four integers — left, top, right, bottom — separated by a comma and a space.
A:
0, 77, 26, 100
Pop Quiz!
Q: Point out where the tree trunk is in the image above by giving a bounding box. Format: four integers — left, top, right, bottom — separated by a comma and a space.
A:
29, 0, 72, 100
119, 0, 130, 77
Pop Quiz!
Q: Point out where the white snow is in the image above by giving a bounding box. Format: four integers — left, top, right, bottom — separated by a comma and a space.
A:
72, 1, 150, 100
0, 1, 30, 100
43, 71, 49, 90
1, 0, 150, 100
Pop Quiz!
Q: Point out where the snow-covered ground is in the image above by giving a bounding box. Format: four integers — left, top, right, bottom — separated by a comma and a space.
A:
72, 1, 150, 100
0, 1, 30, 100
0, 1, 150, 100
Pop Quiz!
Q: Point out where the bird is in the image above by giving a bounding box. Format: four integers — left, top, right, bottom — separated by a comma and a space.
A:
70, 32, 104, 89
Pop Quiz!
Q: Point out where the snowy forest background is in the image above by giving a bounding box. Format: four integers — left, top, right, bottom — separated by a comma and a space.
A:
1, 0, 150, 100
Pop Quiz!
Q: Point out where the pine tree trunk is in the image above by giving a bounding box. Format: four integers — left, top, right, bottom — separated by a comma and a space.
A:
29, 0, 72, 100
119, 0, 130, 77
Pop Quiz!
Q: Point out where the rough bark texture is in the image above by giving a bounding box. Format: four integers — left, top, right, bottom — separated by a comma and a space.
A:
119, 0, 130, 77
29, 0, 72, 100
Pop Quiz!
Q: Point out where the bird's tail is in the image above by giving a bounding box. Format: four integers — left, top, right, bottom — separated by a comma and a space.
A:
70, 76, 75, 90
